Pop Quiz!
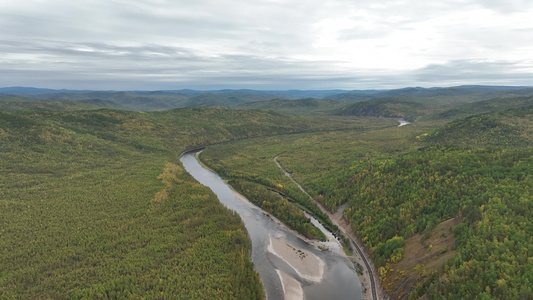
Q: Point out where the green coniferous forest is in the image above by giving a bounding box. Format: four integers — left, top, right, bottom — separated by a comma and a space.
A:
0, 107, 369, 299
334, 108, 533, 299
2, 91, 532, 299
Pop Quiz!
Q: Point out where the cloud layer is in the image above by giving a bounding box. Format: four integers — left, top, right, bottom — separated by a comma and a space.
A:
1, 0, 532, 89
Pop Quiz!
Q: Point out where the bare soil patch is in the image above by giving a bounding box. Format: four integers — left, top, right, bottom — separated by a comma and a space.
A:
383, 217, 462, 299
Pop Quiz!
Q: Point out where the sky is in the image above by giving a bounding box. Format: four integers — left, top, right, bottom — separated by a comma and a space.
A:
1, 0, 533, 90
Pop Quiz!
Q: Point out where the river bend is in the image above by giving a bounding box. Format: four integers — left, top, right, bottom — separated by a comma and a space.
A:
180, 151, 362, 300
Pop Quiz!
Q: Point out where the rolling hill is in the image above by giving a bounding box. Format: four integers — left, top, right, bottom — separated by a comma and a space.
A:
236, 98, 346, 115
320, 106, 533, 299
436, 96, 533, 120
2, 85, 533, 113
336, 96, 424, 121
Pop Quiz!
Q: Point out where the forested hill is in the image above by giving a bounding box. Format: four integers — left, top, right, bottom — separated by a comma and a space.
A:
335, 96, 424, 121
436, 96, 533, 120
320, 107, 533, 299
236, 98, 346, 115
335, 94, 533, 123
0, 99, 100, 111
0, 107, 365, 299
427, 104, 533, 147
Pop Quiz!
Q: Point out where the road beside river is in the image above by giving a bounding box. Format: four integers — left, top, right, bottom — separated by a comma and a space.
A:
275, 156, 387, 300
180, 151, 362, 300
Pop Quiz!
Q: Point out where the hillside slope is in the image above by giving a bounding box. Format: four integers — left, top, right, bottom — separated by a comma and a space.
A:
336, 96, 424, 121
436, 96, 533, 120
428, 105, 533, 147
236, 98, 346, 115
321, 107, 533, 299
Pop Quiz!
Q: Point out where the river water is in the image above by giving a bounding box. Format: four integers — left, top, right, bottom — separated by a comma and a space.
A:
180, 151, 362, 300
395, 118, 411, 127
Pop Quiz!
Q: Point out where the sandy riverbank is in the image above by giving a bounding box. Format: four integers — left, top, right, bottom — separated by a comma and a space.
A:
268, 236, 325, 300
268, 235, 325, 283
267, 235, 325, 300
276, 269, 304, 300
231, 175, 369, 299
230, 190, 326, 298
274, 156, 383, 300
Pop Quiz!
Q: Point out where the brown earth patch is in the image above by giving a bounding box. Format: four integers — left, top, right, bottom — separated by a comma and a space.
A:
382, 217, 463, 299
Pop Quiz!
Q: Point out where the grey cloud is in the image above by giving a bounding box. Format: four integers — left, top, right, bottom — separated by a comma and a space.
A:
0, 40, 202, 63
2, 55, 531, 90
472, 0, 533, 13
410, 60, 533, 86
1, 0, 532, 90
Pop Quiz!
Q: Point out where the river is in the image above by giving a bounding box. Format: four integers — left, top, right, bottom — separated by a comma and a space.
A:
180, 151, 362, 300
395, 118, 411, 127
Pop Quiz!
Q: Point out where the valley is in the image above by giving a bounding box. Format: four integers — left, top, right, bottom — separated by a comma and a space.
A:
1, 86, 532, 299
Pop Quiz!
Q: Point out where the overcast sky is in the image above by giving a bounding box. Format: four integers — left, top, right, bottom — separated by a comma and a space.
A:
1, 0, 533, 90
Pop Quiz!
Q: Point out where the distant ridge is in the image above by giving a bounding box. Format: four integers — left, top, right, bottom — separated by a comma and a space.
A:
0, 87, 353, 99
2, 85, 532, 112
2, 85, 531, 98
0, 87, 95, 95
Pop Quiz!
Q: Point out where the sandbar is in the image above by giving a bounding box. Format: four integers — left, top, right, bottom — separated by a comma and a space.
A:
268, 235, 325, 283
276, 269, 304, 300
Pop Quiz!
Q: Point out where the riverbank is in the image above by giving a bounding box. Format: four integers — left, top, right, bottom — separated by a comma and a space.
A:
232, 190, 327, 298
276, 269, 303, 300
268, 235, 325, 283
275, 156, 387, 300
187, 151, 362, 299
332, 207, 388, 300
314, 201, 386, 300
269, 235, 326, 300
230, 188, 325, 299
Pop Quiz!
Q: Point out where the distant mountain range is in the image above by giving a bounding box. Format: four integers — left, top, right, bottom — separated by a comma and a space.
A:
1, 85, 532, 112
2, 85, 530, 97
0, 87, 353, 98
0, 87, 95, 95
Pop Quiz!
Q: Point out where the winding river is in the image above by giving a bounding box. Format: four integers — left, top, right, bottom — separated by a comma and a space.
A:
180, 151, 362, 300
